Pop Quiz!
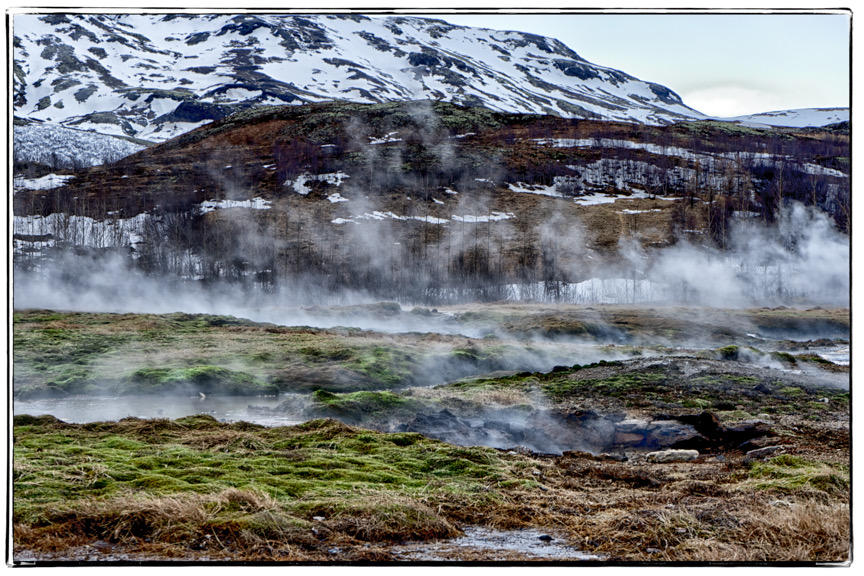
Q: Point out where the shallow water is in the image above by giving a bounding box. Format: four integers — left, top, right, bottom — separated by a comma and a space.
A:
13, 394, 303, 427
392, 526, 604, 561
816, 346, 850, 366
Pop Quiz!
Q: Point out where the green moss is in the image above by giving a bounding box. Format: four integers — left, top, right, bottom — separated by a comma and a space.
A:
541, 371, 665, 400
12, 415, 518, 534
310, 390, 424, 425
692, 375, 758, 387
98, 436, 149, 451
716, 345, 740, 360
682, 398, 712, 409
123, 365, 275, 395
779, 386, 805, 399
347, 346, 416, 387
746, 455, 849, 496
795, 353, 833, 365
714, 410, 753, 422
771, 351, 798, 365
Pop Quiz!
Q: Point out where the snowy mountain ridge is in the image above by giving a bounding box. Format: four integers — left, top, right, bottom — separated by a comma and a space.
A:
13, 12, 709, 143
720, 108, 849, 128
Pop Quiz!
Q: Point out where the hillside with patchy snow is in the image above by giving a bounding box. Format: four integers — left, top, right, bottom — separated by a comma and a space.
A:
720, 108, 849, 128
13, 13, 708, 143
12, 98, 850, 307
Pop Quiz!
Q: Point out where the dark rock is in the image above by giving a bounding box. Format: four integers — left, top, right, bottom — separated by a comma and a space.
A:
743, 445, 783, 464
614, 432, 645, 447
666, 411, 773, 451
754, 382, 775, 395
725, 421, 774, 446
561, 450, 595, 460
682, 411, 724, 440
157, 100, 231, 124
649, 83, 684, 105
553, 60, 601, 81
612, 418, 700, 450
407, 52, 441, 67
597, 452, 628, 462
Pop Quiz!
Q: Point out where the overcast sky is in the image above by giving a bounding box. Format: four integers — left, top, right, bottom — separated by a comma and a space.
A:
428, 11, 850, 118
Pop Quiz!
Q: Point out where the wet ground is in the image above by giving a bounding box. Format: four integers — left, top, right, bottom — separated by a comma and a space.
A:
391, 527, 605, 561
13, 528, 606, 563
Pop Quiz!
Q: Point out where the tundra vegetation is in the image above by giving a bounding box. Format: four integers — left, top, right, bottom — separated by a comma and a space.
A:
12, 304, 850, 562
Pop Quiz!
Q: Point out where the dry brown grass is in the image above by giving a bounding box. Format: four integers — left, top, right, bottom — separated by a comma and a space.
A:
406, 385, 534, 408
310, 492, 461, 542
15, 488, 316, 560
659, 500, 850, 563
15, 450, 850, 563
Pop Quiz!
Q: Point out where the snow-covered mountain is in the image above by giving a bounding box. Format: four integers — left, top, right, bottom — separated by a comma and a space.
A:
12, 13, 708, 143
13, 120, 148, 169
718, 107, 849, 128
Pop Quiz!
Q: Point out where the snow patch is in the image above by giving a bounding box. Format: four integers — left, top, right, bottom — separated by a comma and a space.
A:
14, 173, 76, 191
285, 172, 350, 195
14, 212, 152, 249
573, 193, 620, 206
198, 198, 272, 213
508, 182, 563, 197
718, 108, 849, 128
369, 132, 402, 145
452, 212, 515, 223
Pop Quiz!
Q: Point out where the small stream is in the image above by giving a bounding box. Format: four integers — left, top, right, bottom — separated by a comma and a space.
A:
816, 347, 850, 366
13, 345, 849, 428
13, 394, 303, 427
392, 527, 604, 561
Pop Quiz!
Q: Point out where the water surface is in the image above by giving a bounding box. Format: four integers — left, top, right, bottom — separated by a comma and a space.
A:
14, 394, 302, 427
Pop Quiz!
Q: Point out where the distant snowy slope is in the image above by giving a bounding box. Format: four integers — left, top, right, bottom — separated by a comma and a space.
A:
13, 122, 147, 168
12, 13, 707, 142
718, 108, 848, 128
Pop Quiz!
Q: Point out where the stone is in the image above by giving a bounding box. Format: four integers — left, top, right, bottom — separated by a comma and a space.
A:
597, 452, 628, 462
562, 450, 595, 460
613, 432, 645, 446
645, 449, 700, 463
646, 420, 700, 446
743, 445, 783, 464
616, 419, 650, 432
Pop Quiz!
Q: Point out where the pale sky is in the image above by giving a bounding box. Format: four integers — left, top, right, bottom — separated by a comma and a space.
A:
431, 11, 851, 118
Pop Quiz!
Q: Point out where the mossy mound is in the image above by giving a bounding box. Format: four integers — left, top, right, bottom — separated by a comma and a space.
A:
123, 365, 277, 396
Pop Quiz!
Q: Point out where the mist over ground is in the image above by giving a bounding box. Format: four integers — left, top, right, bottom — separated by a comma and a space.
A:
13, 200, 850, 328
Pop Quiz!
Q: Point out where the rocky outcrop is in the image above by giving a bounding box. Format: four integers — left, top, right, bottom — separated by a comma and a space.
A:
396, 408, 773, 455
